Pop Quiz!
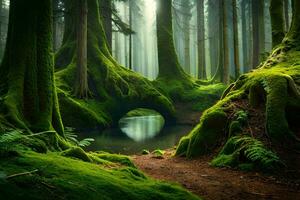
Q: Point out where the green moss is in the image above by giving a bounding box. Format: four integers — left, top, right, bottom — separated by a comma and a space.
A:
125, 108, 160, 117
176, 108, 227, 158
90, 152, 135, 167
176, 46, 300, 171
61, 147, 92, 162
0, 151, 200, 200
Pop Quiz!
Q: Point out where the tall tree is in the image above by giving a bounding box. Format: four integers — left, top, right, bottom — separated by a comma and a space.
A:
252, 0, 261, 68
197, 0, 206, 79
0, 0, 64, 135
284, 0, 290, 32
241, 0, 249, 72
75, 0, 89, 98
99, 0, 112, 52
156, 0, 191, 82
222, 0, 230, 84
232, 0, 240, 78
181, 0, 192, 74
270, 0, 285, 47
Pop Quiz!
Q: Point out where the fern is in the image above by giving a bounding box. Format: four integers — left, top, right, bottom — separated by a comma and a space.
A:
64, 127, 94, 148
234, 136, 283, 170
78, 138, 95, 147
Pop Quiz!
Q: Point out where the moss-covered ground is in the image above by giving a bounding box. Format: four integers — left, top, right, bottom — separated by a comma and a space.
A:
0, 148, 199, 200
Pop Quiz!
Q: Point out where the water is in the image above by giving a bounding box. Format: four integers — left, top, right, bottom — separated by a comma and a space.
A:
83, 114, 193, 155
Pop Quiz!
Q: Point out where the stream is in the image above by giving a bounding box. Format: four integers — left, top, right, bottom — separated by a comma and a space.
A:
83, 114, 193, 155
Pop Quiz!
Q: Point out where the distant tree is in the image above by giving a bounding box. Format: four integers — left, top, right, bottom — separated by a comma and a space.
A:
270, 0, 285, 47
197, 0, 206, 79
156, 0, 191, 83
232, 0, 240, 78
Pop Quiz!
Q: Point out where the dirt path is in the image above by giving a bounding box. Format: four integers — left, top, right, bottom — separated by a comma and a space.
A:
132, 150, 300, 200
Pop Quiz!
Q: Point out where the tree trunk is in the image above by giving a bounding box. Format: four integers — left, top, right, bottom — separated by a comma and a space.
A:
99, 0, 112, 52
284, 0, 290, 32
0, 0, 64, 135
197, 0, 206, 79
129, 0, 132, 70
156, 0, 190, 81
217, 0, 224, 82
75, 0, 89, 98
241, 0, 249, 72
270, 0, 285, 47
52, 0, 59, 51
252, 0, 260, 68
284, 0, 300, 47
232, 0, 240, 79
182, 0, 191, 74
222, 0, 230, 84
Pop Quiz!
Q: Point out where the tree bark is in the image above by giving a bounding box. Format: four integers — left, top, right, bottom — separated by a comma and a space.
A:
222, 0, 230, 84
75, 0, 89, 98
232, 0, 240, 78
241, 0, 249, 72
0, 0, 64, 135
99, 0, 112, 52
284, 0, 290, 32
252, 0, 260, 68
197, 0, 206, 79
270, 0, 285, 47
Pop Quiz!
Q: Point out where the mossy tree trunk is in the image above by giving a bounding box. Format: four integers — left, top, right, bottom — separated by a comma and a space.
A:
270, 0, 285, 47
55, 0, 175, 127
0, 0, 64, 135
156, 0, 191, 82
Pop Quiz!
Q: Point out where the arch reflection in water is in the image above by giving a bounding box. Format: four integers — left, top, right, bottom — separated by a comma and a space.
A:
119, 115, 165, 142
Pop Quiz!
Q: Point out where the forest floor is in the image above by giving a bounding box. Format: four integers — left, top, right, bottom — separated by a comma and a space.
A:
132, 149, 300, 200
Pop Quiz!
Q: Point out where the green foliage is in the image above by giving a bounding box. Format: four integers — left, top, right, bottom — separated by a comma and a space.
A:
152, 149, 165, 158
211, 136, 283, 171
64, 127, 94, 148
142, 149, 150, 155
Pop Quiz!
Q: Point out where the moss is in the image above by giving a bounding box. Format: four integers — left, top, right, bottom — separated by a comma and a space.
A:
61, 147, 92, 162
125, 108, 160, 117
0, 151, 200, 200
176, 43, 300, 171
152, 149, 165, 158
176, 108, 227, 158
90, 152, 135, 167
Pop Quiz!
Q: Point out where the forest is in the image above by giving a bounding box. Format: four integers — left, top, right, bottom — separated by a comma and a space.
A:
0, 0, 299, 199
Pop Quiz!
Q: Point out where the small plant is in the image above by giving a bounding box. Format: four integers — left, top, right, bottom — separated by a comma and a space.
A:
152, 149, 165, 159
141, 149, 150, 155
64, 127, 94, 148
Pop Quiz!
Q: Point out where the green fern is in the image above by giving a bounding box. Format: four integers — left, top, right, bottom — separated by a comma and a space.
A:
213, 136, 283, 171
64, 127, 94, 148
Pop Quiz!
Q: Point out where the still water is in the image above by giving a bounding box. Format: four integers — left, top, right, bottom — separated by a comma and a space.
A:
84, 114, 193, 155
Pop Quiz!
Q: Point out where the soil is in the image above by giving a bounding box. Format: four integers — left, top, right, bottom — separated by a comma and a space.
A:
132, 150, 300, 200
